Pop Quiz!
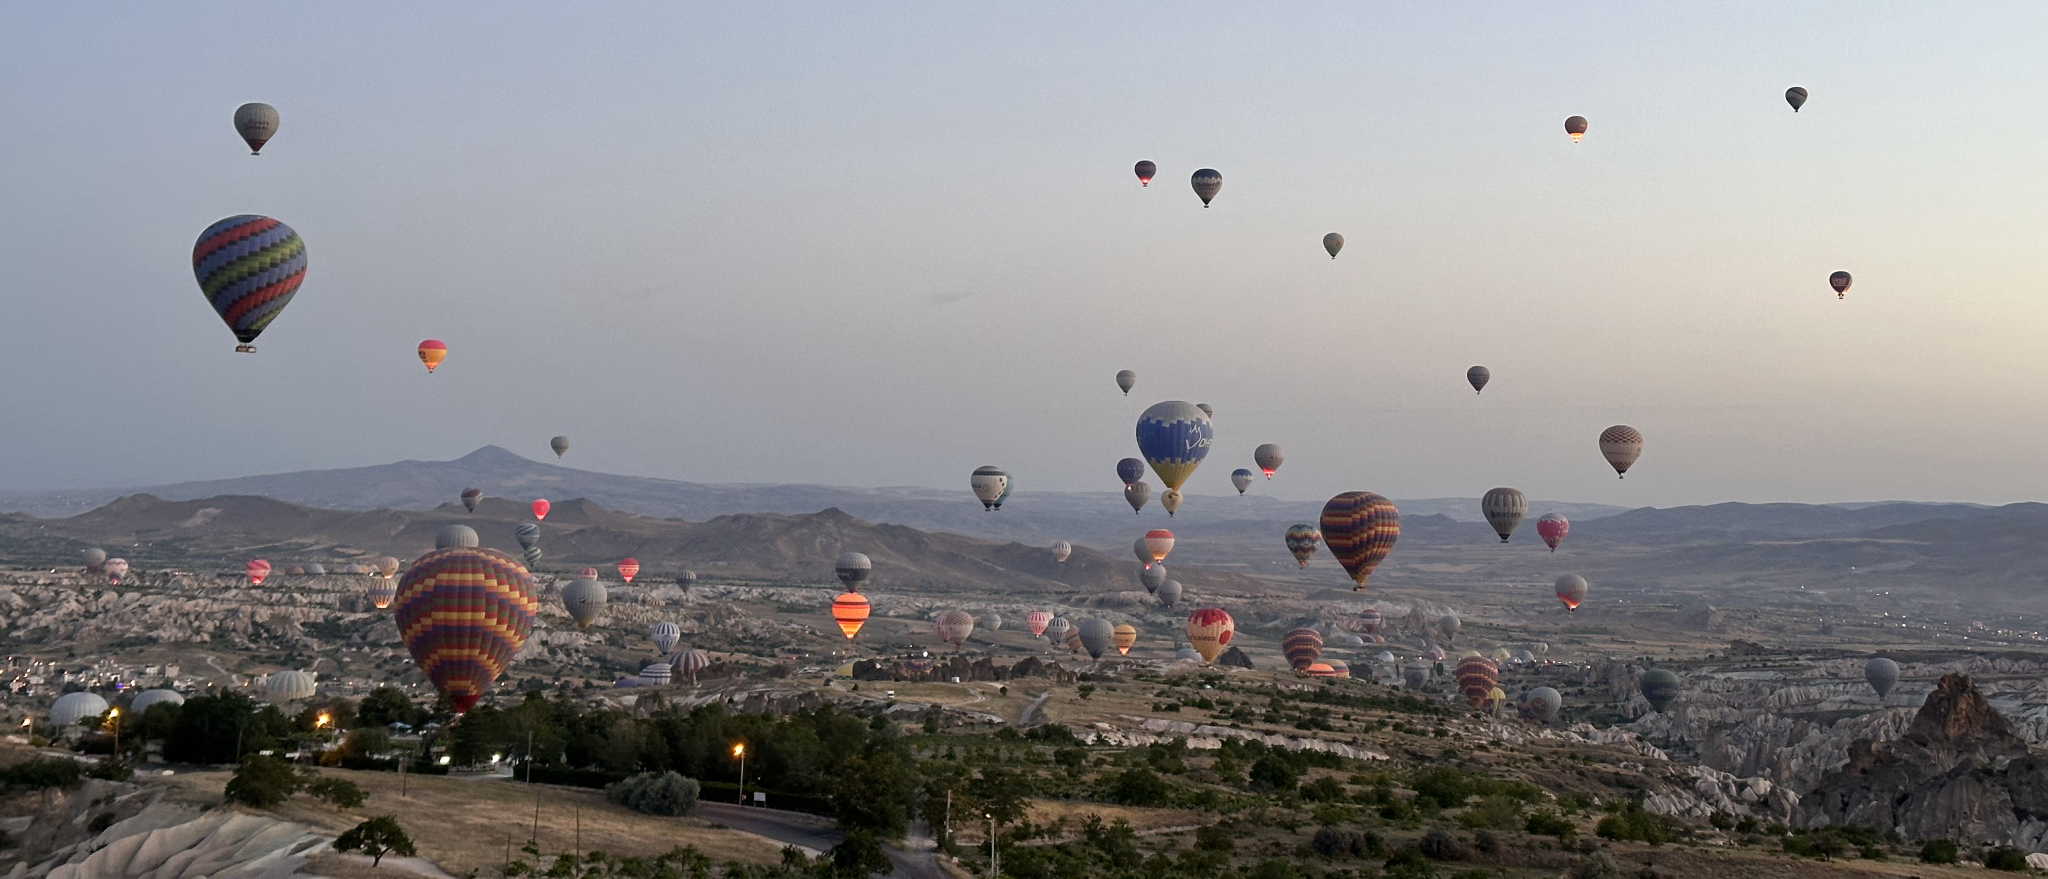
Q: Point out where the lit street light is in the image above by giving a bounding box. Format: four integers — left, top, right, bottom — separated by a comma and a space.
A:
733, 743, 747, 805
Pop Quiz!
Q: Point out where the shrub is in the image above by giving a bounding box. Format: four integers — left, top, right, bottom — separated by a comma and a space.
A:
1594, 801, 1669, 845
223, 756, 300, 808
307, 777, 367, 809
1418, 828, 1464, 861
1310, 827, 1381, 859
1409, 768, 1473, 809
1299, 776, 1347, 803
1193, 822, 1235, 853
1918, 839, 1958, 864
1, 758, 82, 791
605, 771, 700, 817
335, 815, 415, 867
1525, 810, 1576, 840
1383, 847, 1437, 879
1103, 767, 1170, 807
1985, 846, 2027, 871
1570, 850, 1622, 879
1456, 795, 1522, 830
1248, 755, 1299, 792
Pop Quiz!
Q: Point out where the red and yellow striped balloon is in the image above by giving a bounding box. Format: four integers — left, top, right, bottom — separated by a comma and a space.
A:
1282, 627, 1324, 672
395, 547, 538, 714
1320, 491, 1401, 591
617, 558, 640, 583
831, 592, 871, 640
417, 339, 447, 373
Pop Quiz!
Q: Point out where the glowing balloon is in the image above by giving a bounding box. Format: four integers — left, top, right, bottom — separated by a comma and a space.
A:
1537, 513, 1569, 552
369, 579, 397, 609
1320, 492, 1400, 590
395, 546, 538, 713
831, 592, 871, 639
531, 499, 551, 521
1125, 480, 1152, 513
1112, 624, 1138, 656
1253, 444, 1283, 478
247, 559, 272, 586
1599, 425, 1643, 478
418, 340, 447, 373
193, 215, 307, 353
1555, 574, 1588, 612
103, 558, 128, 583
1284, 524, 1321, 568
1564, 115, 1588, 142
1143, 529, 1174, 562
617, 558, 640, 583
1133, 161, 1155, 187
1136, 401, 1213, 491
1185, 608, 1235, 663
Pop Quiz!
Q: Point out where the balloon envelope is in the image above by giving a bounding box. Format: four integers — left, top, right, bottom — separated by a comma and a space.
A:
246, 559, 271, 586
1284, 524, 1321, 567
1599, 426, 1644, 478
652, 621, 681, 654
550, 436, 570, 457
832, 592, 871, 639
1116, 458, 1146, 486
935, 610, 976, 647
1140, 564, 1168, 593
436, 525, 479, 549
1253, 444, 1283, 478
1136, 401, 1213, 491
562, 578, 607, 631
1455, 656, 1499, 706
83, 548, 107, 569
1133, 162, 1155, 186
1112, 624, 1138, 656
396, 546, 538, 713
1555, 574, 1588, 611
193, 215, 306, 351
1320, 492, 1401, 589
1024, 611, 1052, 637
1537, 513, 1569, 551
1142, 529, 1175, 562
1866, 657, 1900, 698
1323, 233, 1343, 259
234, 102, 280, 154
676, 571, 697, 592
1467, 366, 1490, 394
1077, 618, 1114, 659
1231, 469, 1253, 494
1564, 115, 1588, 141
1125, 480, 1152, 513
1155, 579, 1182, 609
1051, 541, 1072, 563
1160, 489, 1183, 516
1481, 488, 1527, 543
514, 523, 541, 551
617, 558, 640, 583
1185, 608, 1235, 663
1830, 271, 1852, 299
1786, 86, 1808, 111
460, 488, 481, 512
971, 466, 1009, 510
418, 339, 447, 373
1282, 628, 1324, 671
835, 552, 873, 588
1190, 169, 1222, 206
1639, 669, 1682, 712
1115, 370, 1137, 395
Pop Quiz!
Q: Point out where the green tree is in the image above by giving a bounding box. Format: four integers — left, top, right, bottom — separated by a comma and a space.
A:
832, 748, 914, 838
357, 687, 425, 729
306, 777, 367, 809
223, 755, 300, 807
163, 690, 259, 764
1248, 755, 1299, 792
1986, 846, 2028, 871
1919, 839, 1958, 864
1104, 767, 1170, 807
827, 830, 891, 878
335, 816, 415, 867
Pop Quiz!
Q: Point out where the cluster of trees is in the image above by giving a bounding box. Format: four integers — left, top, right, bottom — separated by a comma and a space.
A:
83, 686, 432, 765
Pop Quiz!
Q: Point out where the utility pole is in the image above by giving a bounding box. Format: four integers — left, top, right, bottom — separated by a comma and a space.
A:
574, 807, 580, 860
944, 790, 952, 847
986, 813, 997, 879
528, 730, 540, 845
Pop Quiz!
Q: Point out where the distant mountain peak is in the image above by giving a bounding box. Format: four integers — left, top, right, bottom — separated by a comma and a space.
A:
453, 445, 540, 467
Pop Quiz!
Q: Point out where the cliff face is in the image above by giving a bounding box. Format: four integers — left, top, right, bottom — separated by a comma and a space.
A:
1798, 673, 2048, 847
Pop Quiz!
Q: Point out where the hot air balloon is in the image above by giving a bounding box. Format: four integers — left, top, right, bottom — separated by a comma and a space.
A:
1137, 401, 1212, 492
1323, 233, 1343, 259
373, 557, 400, 579
1425, 646, 1448, 663
103, 559, 129, 583
935, 610, 976, 648
1537, 513, 1569, 552
1191, 169, 1222, 207
1599, 426, 1643, 478
997, 477, 1013, 509
1156, 579, 1182, 609
835, 552, 872, 589
1112, 624, 1137, 656
1140, 564, 1168, 594
460, 488, 482, 512
1133, 161, 1155, 187
1437, 613, 1461, 644
1143, 529, 1175, 563
1554, 574, 1588, 612
831, 592, 871, 639
980, 613, 1003, 633
304, 563, 327, 576
129, 689, 184, 714
639, 663, 673, 687
522, 546, 543, 569
1231, 469, 1254, 494
1160, 490, 1183, 516
1354, 606, 1384, 634
1639, 669, 1681, 712
234, 102, 279, 154
514, 523, 540, 551
395, 546, 538, 713
246, 559, 272, 586
1051, 541, 1072, 563
1116, 370, 1137, 396
651, 621, 681, 655
1185, 608, 1234, 664
1125, 480, 1152, 513
1830, 271, 1852, 299
437, 525, 479, 549
1024, 611, 1052, 638
1521, 686, 1562, 722
617, 559, 640, 583
676, 571, 697, 593
578, 567, 599, 578
1116, 458, 1146, 486
1282, 628, 1324, 672
1253, 444, 1283, 478
369, 578, 398, 609
1133, 536, 1153, 568
1402, 659, 1428, 689
1481, 488, 1527, 543
82, 548, 106, 571
267, 670, 316, 702
49, 692, 109, 727
531, 499, 550, 521
1284, 524, 1321, 567
193, 215, 306, 352
971, 466, 1009, 510
550, 436, 570, 458
1564, 116, 1588, 142
1044, 616, 1074, 645
1467, 366, 1490, 394
1455, 656, 1498, 706
1196, 403, 1213, 417
1304, 663, 1339, 678
1320, 492, 1400, 590
562, 578, 607, 631
1077, 618, 1114, 659
1786, 86, 1808, 112
1866, 657, 1900, 698
672, 649, 711, 683
418, 340, 447, 373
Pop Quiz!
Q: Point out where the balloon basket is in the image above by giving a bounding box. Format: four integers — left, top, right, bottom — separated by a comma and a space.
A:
235, 345, 256, 353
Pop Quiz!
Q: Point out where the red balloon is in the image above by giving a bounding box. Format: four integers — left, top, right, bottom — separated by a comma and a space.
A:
531, 499, 550, 521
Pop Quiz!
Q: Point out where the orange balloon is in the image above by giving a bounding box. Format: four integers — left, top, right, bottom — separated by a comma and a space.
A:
832, 592, 872, 640
417, 339, 447, 373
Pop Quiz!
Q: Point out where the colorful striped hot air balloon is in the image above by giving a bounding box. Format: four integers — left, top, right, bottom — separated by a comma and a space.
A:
617, 558, 640, 583
1142, 529, 1175, 563
1455, 655, 1499, 707
531, 499, 550, 521
1185, 608, 1234, 664
103, 559, 128, 583
1025, 611, 1052, 638
1326, 660, 1351, 679
418, 340, 447, 373
1304, 662, 1339, 678
394, 546, 538, 714
1283, 524, 1321, 568
832, 592, 871, 640
1537, 513, 1569, 552
1282, 627, 1324, 672
672, 648, 711, 683
1320, 492, 1400, 590
522, 545, 543, 569
246, 559, 271, 586
192, 215, 307, 352
1136, 401, 1213, 492
514, 523, 540, 551
1354, 606, 1384, 634
369, 578, 398, 608
1112, 624, 1138, 656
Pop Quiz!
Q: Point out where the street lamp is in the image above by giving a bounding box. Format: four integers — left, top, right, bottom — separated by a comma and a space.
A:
732, 743, 746, 805
107, 708, 120, 760
986, 813, 997, 878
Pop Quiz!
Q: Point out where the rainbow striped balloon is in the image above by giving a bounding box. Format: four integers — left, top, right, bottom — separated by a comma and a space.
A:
192, 215, 306, 351
1282, 627, 1324, 672
1320, 492, 1401, 591
395, 547, 538, 714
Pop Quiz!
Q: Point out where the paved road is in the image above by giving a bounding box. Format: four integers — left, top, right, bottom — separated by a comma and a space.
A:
696, 804, 947, 879
1017, 691, 1054, 727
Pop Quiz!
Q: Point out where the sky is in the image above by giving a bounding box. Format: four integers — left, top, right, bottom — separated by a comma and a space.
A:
2, 3, 2046, 508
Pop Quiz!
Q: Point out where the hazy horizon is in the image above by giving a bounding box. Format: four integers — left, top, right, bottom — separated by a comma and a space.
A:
5, 5, 2048, 507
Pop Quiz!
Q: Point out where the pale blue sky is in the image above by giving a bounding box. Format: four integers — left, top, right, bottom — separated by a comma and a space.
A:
2, 4, 2046, 507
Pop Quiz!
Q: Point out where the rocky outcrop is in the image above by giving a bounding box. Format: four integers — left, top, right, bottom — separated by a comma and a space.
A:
1798, 673, 2048, 847
0, 781, 328, 879
1216, 647, 1253, 669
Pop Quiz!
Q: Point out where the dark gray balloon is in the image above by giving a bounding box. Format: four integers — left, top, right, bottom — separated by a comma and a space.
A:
1402, 659, 1428, 689
1639, 669, 1681, 712
1140, 563, 1168, 593
1523, 686, 1562, 722
1866, 657, 1899, 698
1126, 480, 1151, 513
1155, 579, 1181, 609
835, 551, 872, 587
514, 523, 541, 551
1116, 369, 1136, 395
1191, 169, 1222, 206
436, 525, 479, 549
1077, 618, 1115, 659
1786, 86, 1808, 112
1323, 233, 1343, 259
1467, 365, 1489, 394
